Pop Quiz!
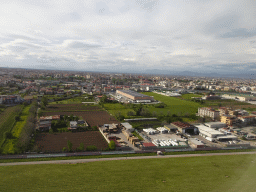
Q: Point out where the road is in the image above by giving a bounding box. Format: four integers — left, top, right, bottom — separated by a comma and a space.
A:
1, 151, 256, 166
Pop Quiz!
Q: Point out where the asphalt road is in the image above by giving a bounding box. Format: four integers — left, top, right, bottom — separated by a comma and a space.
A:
1, 152, 256, 166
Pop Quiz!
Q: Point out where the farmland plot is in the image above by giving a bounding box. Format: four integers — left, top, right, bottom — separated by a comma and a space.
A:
35, 132, 108, 152
42, 111, 119, 127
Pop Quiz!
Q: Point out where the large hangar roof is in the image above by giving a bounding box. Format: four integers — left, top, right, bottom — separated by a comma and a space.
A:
118, 90, 150, 97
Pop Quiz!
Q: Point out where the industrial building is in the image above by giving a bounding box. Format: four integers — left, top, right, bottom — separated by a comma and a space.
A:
116, 90, 154, 103
204, 122, 226, 129
196, 124, 225, 138
171, 122, 198, 135
195, 124, 237, 142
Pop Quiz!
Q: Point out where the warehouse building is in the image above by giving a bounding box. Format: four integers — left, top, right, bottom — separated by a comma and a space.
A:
116, 90, 154, 103
171, 122, 198, 135
204, 122, 226, 129
196, 124, 225, 138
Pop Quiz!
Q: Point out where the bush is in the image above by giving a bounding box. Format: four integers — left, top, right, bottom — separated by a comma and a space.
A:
108, 140, 116, 150
86, 145, 97, 151
4, 131, 13, 139
67, 140, 73, 152
62, 147, 67, 152
15, 115, 20, 121
76, 143, 84, 151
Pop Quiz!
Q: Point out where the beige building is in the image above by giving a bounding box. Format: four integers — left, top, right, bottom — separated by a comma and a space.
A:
198, 107, 220, 120
220, 115, 237, 126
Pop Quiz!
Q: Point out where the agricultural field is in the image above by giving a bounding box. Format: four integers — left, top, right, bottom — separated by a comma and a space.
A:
43, 104, 101, 112
1, 154, 256, 191
130, 120, 163, 129
1, 105, 31, 154
142, 92, 202, 116
49, 95, 94, 105
104, 103, 138, 118
35, 131, 108, 152
0, 105, 23, 148
42, 111, 119, 127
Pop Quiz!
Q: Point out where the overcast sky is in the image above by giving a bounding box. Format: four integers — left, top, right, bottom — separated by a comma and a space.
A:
0, 0, 256, 74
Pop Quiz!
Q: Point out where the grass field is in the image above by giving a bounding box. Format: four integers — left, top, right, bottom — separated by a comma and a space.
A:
104, 103, 137, 117
0, 154, 256, 191
181, 93, 203, 99
49, 95, 94, 105
1, 105, 31, 154
142, 92, 202, 116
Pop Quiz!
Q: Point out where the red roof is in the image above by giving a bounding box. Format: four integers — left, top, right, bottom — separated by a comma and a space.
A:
143, 142, 156, 147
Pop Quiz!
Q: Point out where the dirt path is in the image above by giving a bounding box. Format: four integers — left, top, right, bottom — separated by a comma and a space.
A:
1, 152, 256, 166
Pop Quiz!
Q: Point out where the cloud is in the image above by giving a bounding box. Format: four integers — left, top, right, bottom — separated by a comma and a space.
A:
62, 40, 102, 49
0, 0, 256, 74
219, 28, 256, 38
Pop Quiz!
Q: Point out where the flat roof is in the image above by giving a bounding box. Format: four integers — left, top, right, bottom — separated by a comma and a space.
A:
117, 90, 151, 98
190, 138, 204, 146
196, 124, 225, 137
143, 142, 156, 147
205, 122, 226, 126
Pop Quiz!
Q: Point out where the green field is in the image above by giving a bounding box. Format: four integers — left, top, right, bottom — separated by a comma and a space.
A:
0, 105, 23, 148
1, 105, 31, 154
49, 95, 94, 104
181, 93, 203, 100
1, 154, 256, 191
142, 92, 202, 116
104, 103, 137, 117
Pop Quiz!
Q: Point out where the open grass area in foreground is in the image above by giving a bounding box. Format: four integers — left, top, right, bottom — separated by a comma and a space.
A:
1, 154, 256, 192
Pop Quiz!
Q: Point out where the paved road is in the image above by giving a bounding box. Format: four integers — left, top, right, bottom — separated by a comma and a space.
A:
1, 152, 256, 166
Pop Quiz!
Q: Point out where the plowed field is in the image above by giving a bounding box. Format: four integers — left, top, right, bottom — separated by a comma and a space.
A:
36, 131, 108, 152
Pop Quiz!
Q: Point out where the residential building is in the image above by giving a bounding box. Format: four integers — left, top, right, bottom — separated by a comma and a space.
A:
198, 107, 220, 120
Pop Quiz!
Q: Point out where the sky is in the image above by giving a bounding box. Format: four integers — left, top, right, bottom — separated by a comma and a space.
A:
0, 0, 256, 75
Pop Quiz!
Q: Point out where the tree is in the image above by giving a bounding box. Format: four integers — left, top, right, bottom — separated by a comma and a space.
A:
15, 115, 20, 121
41, 96, 48, 106
77, 143, 84, 151
127, 111, 135, 116
140, 108, 151, 117
62, 147, 67, 152
108, 140, 116, 150
67, 140, 73, 152
4, 131, 13, 139
86, 145, 97, 151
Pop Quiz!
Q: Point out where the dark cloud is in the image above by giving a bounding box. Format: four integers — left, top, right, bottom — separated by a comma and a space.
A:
219, 28, 256, 38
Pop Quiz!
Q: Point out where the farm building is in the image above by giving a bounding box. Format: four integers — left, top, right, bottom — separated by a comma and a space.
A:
116, 90, 154, 103
171, 122, 198, 135
38, 121, 51, 131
